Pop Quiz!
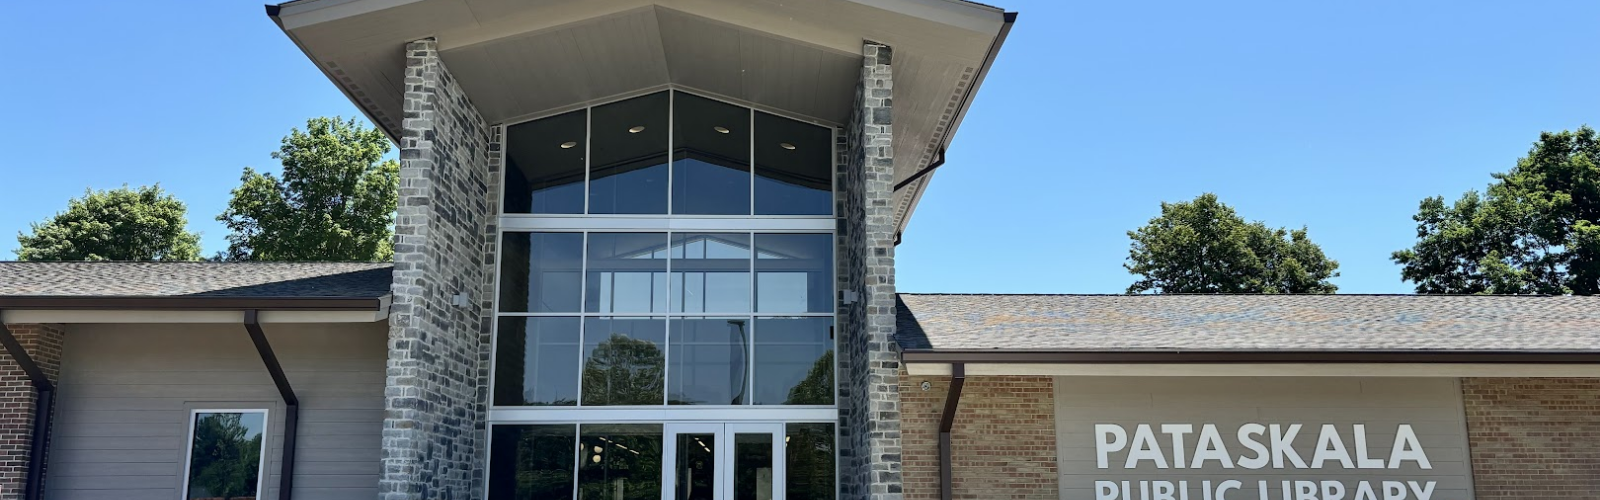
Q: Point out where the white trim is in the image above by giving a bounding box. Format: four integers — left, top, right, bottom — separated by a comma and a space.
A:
500, 217, 835, 231
488, 407, 838, 423
726, 422, 786, 500
662, 422, 726, 500
0, 309, 388, 324
904, 362, 1600, 378
181, 408, 271, 500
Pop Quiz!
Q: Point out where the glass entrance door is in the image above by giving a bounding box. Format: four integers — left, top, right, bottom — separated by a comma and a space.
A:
662, 423, 784, 500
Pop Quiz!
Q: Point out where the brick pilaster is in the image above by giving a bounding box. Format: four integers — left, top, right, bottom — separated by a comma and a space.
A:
0, 324, 65, 500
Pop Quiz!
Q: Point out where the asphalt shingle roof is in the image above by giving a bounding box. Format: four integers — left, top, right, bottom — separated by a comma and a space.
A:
0, 262, 394, 299
896, 293, 1600, 352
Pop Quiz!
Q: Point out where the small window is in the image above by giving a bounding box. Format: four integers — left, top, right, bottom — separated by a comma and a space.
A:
183, 409, 268, 500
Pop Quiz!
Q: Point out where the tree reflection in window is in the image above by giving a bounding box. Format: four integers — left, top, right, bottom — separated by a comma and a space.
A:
582, 320, 666, 406
185, 411, 265, 500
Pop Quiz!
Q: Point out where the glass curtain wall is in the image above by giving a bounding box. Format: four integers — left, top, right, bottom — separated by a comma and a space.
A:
491, 88, 837, 500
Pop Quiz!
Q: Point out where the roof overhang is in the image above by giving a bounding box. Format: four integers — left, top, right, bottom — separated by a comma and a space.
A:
902, 349, 1600, 378
0, 295, 391, 324
267, 0, 1013, 237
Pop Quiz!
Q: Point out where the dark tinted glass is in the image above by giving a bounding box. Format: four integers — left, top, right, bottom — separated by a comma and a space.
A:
754, 233, 834, 313
489, 425, 576, 500
494, 317, 581, 406
591, 92, 669, 214
733, 433, 773, 500
673, 92, 751, 215
670, 233, 751, 313
504, 109, 586, 214
185, 412, 266, 500
586, 233, 669, 313
754, 112, 832, 215
785, 423, 836, 500
674, 432, 717, 500
582, 317, 666, 406
668, 318, 749, 405
753, 317, 833, 405
499, 232, 584, 313
579, 424, 663, 500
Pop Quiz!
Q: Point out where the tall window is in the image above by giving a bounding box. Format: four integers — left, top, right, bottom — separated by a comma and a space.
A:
491, 88, 837, 500
183, 409, 268, 500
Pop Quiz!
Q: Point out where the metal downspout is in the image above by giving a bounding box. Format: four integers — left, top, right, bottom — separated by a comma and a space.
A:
0, 314, 54, 500
244, 310, 299, 500
938, 363, 967, 500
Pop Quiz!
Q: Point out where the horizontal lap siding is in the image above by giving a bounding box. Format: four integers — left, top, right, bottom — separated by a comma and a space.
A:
1462, 378, 1600, 500
46, 322, 386, 500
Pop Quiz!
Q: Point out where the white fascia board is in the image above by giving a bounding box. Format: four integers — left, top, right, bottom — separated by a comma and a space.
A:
276, 0, 427, 30
844, 0, 1005, 34
1, 309, 388, 324
906, 362, 1600, 378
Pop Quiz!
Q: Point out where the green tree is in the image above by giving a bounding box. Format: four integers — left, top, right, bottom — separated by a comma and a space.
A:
1126, 193, 1339, 294
1394, 126, 1600, 295
16, 185, 201, 261
218, 117, 398, 261
580, 334, 665, 406
186, 413, 264, 499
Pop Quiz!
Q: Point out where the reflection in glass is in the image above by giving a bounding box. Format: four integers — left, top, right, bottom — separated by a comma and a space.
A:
734, 433, 774, 500
670, 233, 751, 313
499, 232, 584, 313
668, 318, 749, 405
673, 92, 752, 215
582, 318, 666, 406
587, 233, 669, 313
674, 433, 717, 500
489, 425, 576, 500
504, 109, 586, 214
786, 423, 836, 500
754, 318, 834, 405
754, 233, 834, 313
754, 112, 833, 215
580, 424, 664, 500
185, 411, 265, 500
591, 92, 669, 214
494, 317, 581, 406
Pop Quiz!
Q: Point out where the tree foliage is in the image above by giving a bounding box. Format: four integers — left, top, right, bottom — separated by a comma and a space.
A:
186, 413, 264, 499
1394, 126, 1600, 295
218, 117, 398, 261
1126, 193, 1339, 294
581, 334, 665, 406
16, 185, 201, 261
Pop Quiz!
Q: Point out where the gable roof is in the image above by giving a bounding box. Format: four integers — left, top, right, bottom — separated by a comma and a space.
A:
896, 293, 1600, 354
0, 262, 394, 310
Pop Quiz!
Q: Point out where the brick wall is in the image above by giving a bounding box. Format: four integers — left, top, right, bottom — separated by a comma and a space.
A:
1462, 377, 1600, 499
0, 324, 64, 500
901, 372, 1058, 500
383, 38, 493, 500
838, 41, 903, 500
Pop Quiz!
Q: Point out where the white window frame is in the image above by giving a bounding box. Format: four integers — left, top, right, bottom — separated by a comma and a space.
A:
181, 408, 270, 500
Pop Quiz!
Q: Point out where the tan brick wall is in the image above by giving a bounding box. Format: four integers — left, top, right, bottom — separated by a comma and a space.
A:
1463, 377, 1600, 500
901, 371, 1057, 500
0, 324, 64, 500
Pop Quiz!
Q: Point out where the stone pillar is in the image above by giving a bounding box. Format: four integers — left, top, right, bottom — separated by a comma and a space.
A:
0, 324, 65, 500
838, 41, 902, 500
383, 38, 492, 500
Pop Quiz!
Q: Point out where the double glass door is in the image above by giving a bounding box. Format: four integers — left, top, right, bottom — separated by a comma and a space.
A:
663, 423, 784, 500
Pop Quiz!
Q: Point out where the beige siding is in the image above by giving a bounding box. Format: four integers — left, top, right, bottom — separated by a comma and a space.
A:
46, 322, 386, 500
1055, 377, 1474, 500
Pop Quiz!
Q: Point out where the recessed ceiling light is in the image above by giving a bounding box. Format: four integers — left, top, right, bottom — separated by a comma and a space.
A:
628, 126, 646, 133
713, 126, 730, 134
780, 143, 797, 150
559, 141, 577, 149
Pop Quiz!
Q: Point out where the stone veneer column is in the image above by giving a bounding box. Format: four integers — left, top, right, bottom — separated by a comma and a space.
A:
838, 41, 902, 500
383, 38, 493, 500
0, 324, 64, 500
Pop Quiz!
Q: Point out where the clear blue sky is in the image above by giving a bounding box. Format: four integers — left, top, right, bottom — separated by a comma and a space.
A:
1, 1, 1595, 294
